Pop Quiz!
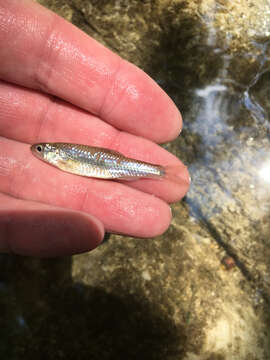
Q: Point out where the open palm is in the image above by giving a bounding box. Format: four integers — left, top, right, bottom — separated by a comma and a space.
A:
0, 0, 189, 256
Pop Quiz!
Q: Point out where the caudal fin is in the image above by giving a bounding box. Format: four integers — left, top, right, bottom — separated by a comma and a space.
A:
164, 165, 190, 185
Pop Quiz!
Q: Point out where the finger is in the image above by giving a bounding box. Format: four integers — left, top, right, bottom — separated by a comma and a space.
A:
0, 81, 189, 203
0, 0, 181, 142
0, 137, 172, 238
0, 192, 104, 257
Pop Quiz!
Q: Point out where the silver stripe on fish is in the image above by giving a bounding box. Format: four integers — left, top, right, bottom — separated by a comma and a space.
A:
31, 143, 166, 180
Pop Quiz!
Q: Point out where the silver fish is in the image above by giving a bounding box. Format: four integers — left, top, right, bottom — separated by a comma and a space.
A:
31, 143, 168, 180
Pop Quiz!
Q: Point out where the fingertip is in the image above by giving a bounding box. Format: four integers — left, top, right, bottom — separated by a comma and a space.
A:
74, 211, 105, 251
104, 60, 183, 143
0, 206, 105, 257
35, 209, 105, 256
144, 82, 183, 143
171, 104, 183, 140
140, 198, 172, 238
143, 70, 183, 143
153, 202, 172, 237
167, 163, 190, 203
159, 97, 183, 143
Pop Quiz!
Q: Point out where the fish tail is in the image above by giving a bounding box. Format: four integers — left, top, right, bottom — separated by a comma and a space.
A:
163, 165, 190, 185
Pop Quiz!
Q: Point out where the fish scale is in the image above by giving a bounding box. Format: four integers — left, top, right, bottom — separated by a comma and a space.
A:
31, 142, 166, 180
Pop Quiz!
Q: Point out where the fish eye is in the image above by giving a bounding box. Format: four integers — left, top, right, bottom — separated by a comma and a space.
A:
36, 145, 43, 152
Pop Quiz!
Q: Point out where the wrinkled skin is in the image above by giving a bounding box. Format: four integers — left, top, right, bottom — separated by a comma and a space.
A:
0, 0, 189, 256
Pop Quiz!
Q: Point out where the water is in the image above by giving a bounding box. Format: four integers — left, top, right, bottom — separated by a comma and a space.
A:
150, 0, 270, 286
181, 4, 270, 286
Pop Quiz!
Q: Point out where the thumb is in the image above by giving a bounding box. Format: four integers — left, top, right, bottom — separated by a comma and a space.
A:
0, 193, 104, 257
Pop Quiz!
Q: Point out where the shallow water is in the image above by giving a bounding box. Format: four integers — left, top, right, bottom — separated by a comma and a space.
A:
169, 1, 270, 286
151, 0, 270, 266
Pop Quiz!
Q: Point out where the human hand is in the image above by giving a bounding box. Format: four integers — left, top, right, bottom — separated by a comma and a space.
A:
0, 0, 189, 256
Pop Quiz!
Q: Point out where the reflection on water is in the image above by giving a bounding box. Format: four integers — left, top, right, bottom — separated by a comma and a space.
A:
259, 163, 270, 184
183, 17, 270, 221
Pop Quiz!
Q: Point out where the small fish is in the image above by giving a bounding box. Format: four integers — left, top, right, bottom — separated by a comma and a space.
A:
31, 142, 185, 183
